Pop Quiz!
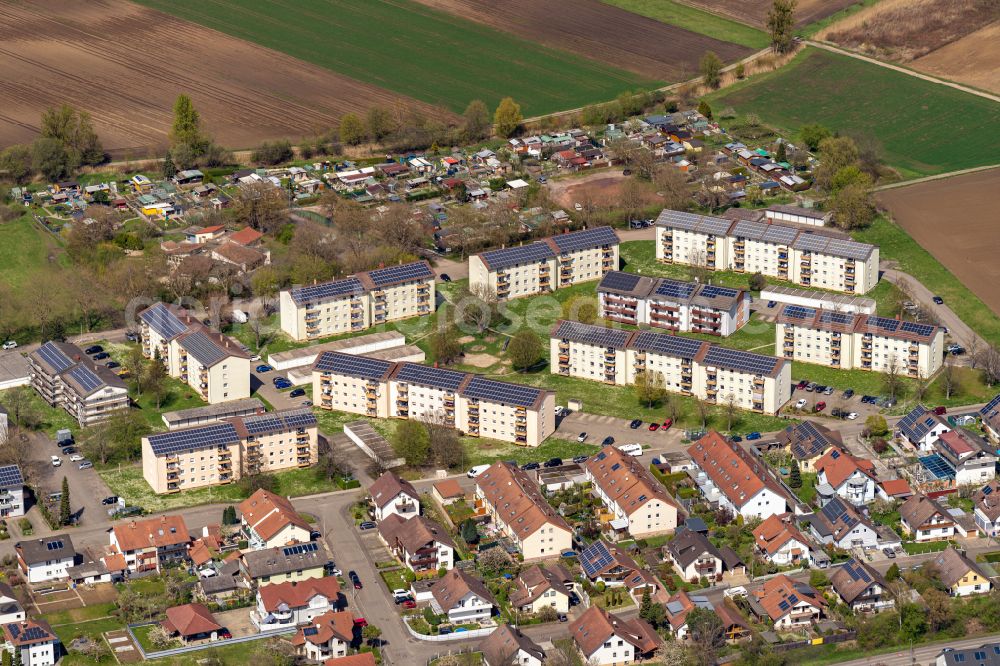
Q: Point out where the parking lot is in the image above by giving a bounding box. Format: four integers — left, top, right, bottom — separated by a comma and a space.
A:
29, 429, 115, 529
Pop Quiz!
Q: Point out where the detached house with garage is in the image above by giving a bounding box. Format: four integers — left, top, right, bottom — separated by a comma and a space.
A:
480, 624, 545, 666
665, 528, 725, 582
900, 494, 955, 542
368, 472, 420, 522
815, 447, 881, 506
753, 514, 812, 566
807, 497, 879, 550
830, 558, 892, 613
749, 574, 825, 629
253, 577, 342, 631
509, 564, 573, 615
239, 489, 311, 550
569, 606, 662, 666
932, 547, 992, 597
580, 540, 660, 599
430, 569, 495, 624
15, 536, 76, 583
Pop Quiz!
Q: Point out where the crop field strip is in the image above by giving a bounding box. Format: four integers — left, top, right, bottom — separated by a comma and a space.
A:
598, 0, 769, 49
706, 47, 1000, 177
410, 0, 755, 79
131, 0, 660, 117
0, 0, 444, 153
665, 0, 860, 28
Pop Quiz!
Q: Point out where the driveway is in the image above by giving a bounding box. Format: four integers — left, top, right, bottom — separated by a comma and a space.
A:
251, 371, 308, 411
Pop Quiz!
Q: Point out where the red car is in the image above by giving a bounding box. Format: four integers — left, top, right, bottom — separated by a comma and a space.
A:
401, 599, 416, 609
354, 618, 368, 628
796, 380, 808, 390
662, 419, 673, 430
933, 406, 947, 415
218, 629, 232, 639
815, 401, 826, 412
648, 423, 660, 431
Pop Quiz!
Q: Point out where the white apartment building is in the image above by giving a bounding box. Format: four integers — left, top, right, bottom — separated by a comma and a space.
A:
138, 303, 251, 404
469, 226, 620, 300
141, 408, 318, 493
312, 353, 556, 446
279, 261, 435, 341
585, 445, 679, 537
0, 466, 25, 519
690, 431, 792, 520
28, 341, 129, 427
551, 320, 791, 414
597, 270, 750, 336
656, 209, 879, 293
776, 304, 944, 378
475, 462, 573, 561
2, 620, 59, 666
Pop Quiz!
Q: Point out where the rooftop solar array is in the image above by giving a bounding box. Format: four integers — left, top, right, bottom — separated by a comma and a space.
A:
180, 331, 227, 367
763, 225, 799, 245
279, 409, 318, 430
820, 497, 857, 528
654, 279, 697, 300
598, 271, 643, 293
656, 209, 733, 235
731, 220, 769, 241
289, 276, 364, 305
900, 321, 936, 337
549, 226, 618, 253
865, 316, 902, 334
36, 342, 75, 373
579, 540, 614, 578
66, 365, 105, 394
140, 302, 188, 340
282, 542, 319, 556
479, 242, 553, 271
702, 346, 780, 375
700, 285, 740, 299
463, 376, 542, 408
782, 305, 816, 320
394, 363, 467, 391
365, 261, 433, 287
818, 310, 855, 326
243, 414, 284, 435
980, 394, 1000, 418
554, 321, 630, 349
147, 422, 241, 456
897, 404, 935, 441
631, 331, 705, 358
314, 351, 394, 380
0, 465, 23, 489
792, 233, 829, 253
6, 624, 51, 642
919, 454, 955, 480
825, 238, 874, 260
842, 559, 873, 583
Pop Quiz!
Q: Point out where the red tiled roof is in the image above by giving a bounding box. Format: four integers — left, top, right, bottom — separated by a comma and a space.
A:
880, 478, 912, 498
690, 432, 787, 510
291, 610, 355, 647
113, 515, 190, 553
324, 654, 376, 666
239, 489, 311, 543
162, 604, 221, 638
815, 447, 877, 489
258, 577, 341, 613
753, 514, 807, 556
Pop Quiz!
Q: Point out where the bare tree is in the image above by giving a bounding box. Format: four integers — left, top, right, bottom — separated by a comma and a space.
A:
695, 399, 710, 430
654, 165, 692, 211
942, 359, 957, 399
913, 373, 930, 402
967, 336, 982, 369
882, 356, 902, 401
724, 392, 739, 431
982, 345, 1000, 386
688, 249, 712, 284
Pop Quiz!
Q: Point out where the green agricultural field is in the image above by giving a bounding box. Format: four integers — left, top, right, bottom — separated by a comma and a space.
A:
601, 0, 770, 49
132, 0, 659, 117
0, 214, 62, 289
707, 47, 1000, 177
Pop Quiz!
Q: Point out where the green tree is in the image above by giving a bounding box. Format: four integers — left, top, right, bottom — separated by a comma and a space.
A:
493, 97, 523, 138
460, 518, 479, 544
697, 100, 713, 119
169, 94, 205, 151
789, 460, 802, 489
31, 137, 71, 181
815, 136, 860, 191
339, 113, 366, 146
162, 152, 177, 180
809, 569, 828, 589
775, 141, 787, 163
635, 370, 666, 408
886, 562, 900, 581
734, 62, 746, 79
431, 325, 463, 365
10, 648, 19, 666
365, 106, 394, 142
392, 419, 430, 467
831, 165, 871, 192
561, 296, 599, 324
507, 329, 542, 371
0, 145, 34, 183
798, 123, 831, 151
830, 182, 876, 230
767, 0, 797, 53
700, 51, 723, 88
462, 99, 491, 141
59, 476, 71, 526
222, 505, 238, 525
865, 414, 889, 437
361, 624, 382, 647
40, 104, 104, 166
2, 649, 10, 666
748, 271, 766, 291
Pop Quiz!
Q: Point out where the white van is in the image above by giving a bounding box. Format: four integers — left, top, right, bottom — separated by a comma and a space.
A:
231, 309, 249, 324
616, 443, 643, 457
467, 464, 491, 478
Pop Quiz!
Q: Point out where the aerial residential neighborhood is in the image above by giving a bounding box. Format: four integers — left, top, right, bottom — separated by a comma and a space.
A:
0, 0, 998, 665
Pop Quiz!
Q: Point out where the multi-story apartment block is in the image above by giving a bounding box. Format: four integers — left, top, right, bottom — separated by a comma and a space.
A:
138, 303, 251, 404
656, 209, 879, 293
597, 270, 749, 336
550, 320, 791, 414
141, 408, 318, 494
776, 304, 944, 378
278, 261, 435, 341
469, 227, 620, 300
312, 353, 555, 446
28, 341, 129, 427
475, 462, 572, 561
585, 445, 679, 537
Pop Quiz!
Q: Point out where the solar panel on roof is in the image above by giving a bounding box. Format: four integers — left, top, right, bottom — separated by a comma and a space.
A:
366, 261, 433, 287
314, 352, 393, 380
980, 394, 1000, 417
37, 342, 75, 373
866, 316, 901, 333
984, 485, 994, 496
919, 454, 954, 480
599, 271, 642, 293
654, 279, 697, 300
463, 376, 542, 408
66, 365, 104, 394
180, 331, 227, 367
0, 465, 23, 489
282, 410, 318, 429
550, 227, 618, 253
818, 310, 854, 326
732, 219, 769, 240
778, 600, 790, 611
825, 238, 873, 260
701, 346, 779, 375
900, 321, 935, 337
395, 363, 467, 390
479, 242, 553, 271
244, 415, 284, 435
46, 540, 63, 550
783, 305, 815, 320
555, 321, 630, 349
762, 225, 799, 245
631, 330, 704, 358
699, 285, 739, 299
290, 276, 364, 305
580, 541, 614, 578
140, 303, 189, 339
282, 542, 319, 556
147, 423, 241, 456
787, 593, 799, 605
793, 233, 828, 252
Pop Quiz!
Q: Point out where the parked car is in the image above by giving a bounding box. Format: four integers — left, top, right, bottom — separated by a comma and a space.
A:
92, 352, 110, 360
805, 382, 817, 392
274, 379, 292, 390
50, 456, 61, 467
730, 435, 743, 442
70, 454, 84, 462
79, 461, 93, 470
796, 380, 808, 390
661, 419, 673, 430
105, 361, 120, 369
358, 521, 377, 531
289, 388, 306, 398
933, 295, 944, 305
843, 389, 855, 399
401, 599, 416, 609
822, 386, 834, 395
554, 406, 565, 417
467, 464, 491, 478
795, 398, 807, 409
577, 432, 588, 442
271, 376, 288, 385
543, 457, 563, 468
746, 432, 762, 441
767, 301, 777, 308
61, 447, 75, 455
629, 419, 642, 429
1, 341, 16, 350
101, 495, 118, 506
256, 364, 272, 373
85, 345, 103, 355
572, 455, 589, 464
521, 462, 540, 471
558, 613, 568, 623
218, 630, 232, 640
301, 400, 313, 407
392, 589, 410, 599
846, 412, 859, 420
815, 401, 826, 412
124, 331, 138, 342
601, 436, 615, 446
440, 274, 452, 282
648, 423, 660, 431
883, 548, 896, 559
349, 571, 362, 589
933, 406, 947, 415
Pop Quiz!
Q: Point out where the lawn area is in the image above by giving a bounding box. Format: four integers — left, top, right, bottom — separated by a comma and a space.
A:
706, 47, 1000, 177
131, 0, 659, 117
43, 602, 117, 626
133, 624, 181, 653
600, 0, 769, 49
379, 568, 410, 593
130, 374, 208, 431
48, 616, 123, 650
0, 213, 63, 291
99, 463, 339, 512
793, 472, 817, 505
902, 540, 950, 555
853, 216, 1000, 348
0, 385, 80, 439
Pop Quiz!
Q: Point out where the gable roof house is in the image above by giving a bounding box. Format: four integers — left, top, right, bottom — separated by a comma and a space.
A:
690, 432, 792, 520
663, 590, 710, 638
807, 497, 879, 550
480, 624, 545, 666
110, 516, 190, 573
431, 569, 495, 624
15, 535, 76, 584
2, 619, 59, 666
830, 558, 892, 612
932, 546, 992, 597
240, 542, 329, 586
973, 480, 1000, 537
776, 421, 842, 472
579, 540, 658, 598
253, 577, 342, 631
0, 583, 24, 625
377, 514, 455, 573
509, 564, 573, 615
749, 574, 825, 628
753, 513, 812, 566
368, 472, 419, 522
897, 405, 951, 451
815, 447, 881, 506
161, 603, 222, 643
665, 528, 725, 582
239, 489, 312, 550
585, 445, 680, 538
569, 606, 662, 666
900, 494, 955, 542
291, 610, 357, 662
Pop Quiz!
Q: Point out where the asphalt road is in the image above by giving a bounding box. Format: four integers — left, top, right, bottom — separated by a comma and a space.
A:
833, 632, 1000, 666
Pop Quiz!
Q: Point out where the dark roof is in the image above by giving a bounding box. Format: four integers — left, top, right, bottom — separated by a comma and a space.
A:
777, 421, 842, 462
480, 624, 545, 666
666, 528, 722, 570
897, 404, 949, 443
0, 465, 24, 490
241, 543, 329, 579
936, 643, 1000, 666
830, 558, 885, 604
809, 497, 872, 541
15, 535, 76, 565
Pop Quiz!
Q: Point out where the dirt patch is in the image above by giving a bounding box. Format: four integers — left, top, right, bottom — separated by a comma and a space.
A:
912, 22, 1000, 94
412, 0, 751, 80
104, 629, 142, 663
457, 336, 476, 344
675, 0, 857, 28
0, 0, 440, 154
77, 583, 118, 605
548, 171, 661, 210
876, 169, 1000, 316
463, 353, 498, 368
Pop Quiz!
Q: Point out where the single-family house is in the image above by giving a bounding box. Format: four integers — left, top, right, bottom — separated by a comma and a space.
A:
569, 606, 662, 665
935, 643, 1000, 666
830, 558, 892, 613
291, 610, 356, 662
749, 574, 825, 629
663, 590, 711, 639
900, 494, 955, 542
1, 620, 58, 666
0, 583, 25, 624
240, 542, 329, 587
480, 624, 545, 666
935, 429, 998, 486
973, 480, 1000, 537
15, 536, 76, 583
368, 472, 419, 522
509, 564, 573, 615
377, 514, 455, 573
897, 405, 951, 451
0, 465, 25, 518
776, 421, 841, 472
807, 497, 879, 550
253, 577, 342, 630
110, 516, 190, 574
753, 514, 812, 566
430, 569, 495, 624
239, 489, 312, 551
932, 547, 992, 597
665, 528, 724, 582
815, 447, 881, 506
161, 604, 223, 644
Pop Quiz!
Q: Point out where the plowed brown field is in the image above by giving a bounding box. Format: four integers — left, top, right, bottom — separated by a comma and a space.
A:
412, 0, 752, 81
0, 0, 444, 155
877, 169, 1000, 316
912, 22, 1000, 94
675, 0, 857, 28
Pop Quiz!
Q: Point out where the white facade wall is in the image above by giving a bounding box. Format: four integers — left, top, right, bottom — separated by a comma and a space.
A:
584, 638, 635, 666
24, 556, 75, 583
